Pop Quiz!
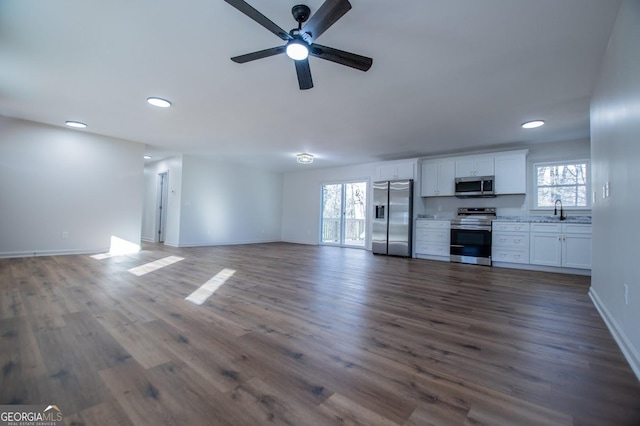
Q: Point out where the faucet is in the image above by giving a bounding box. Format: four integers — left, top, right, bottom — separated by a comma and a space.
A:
554, 199, 566, 221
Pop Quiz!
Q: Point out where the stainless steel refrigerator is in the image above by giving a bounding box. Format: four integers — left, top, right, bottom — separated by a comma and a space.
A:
372, 179, 413, 257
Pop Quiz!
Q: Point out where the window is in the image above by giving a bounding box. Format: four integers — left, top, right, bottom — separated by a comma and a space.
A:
533, 160, 590, 209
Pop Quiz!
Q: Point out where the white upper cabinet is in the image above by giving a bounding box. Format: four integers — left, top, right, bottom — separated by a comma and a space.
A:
419, 149, 527, 197
494, 150, 528, 195
376, 161, 416, 181
454, 154, 494, 177
421, 159, 455, 197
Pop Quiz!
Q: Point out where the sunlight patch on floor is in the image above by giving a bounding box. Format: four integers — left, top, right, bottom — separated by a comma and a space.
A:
91, 253, 113, 260
128, 255, 184, 276
91, 236, 141, 259
185, 268, 236, 305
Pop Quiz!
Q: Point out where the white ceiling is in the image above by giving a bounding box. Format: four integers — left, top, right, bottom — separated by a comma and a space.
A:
0, 0, 622, 172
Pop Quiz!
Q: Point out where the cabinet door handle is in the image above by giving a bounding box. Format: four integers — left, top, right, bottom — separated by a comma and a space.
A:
499, 238, 506, 242
514, 239, 520, 243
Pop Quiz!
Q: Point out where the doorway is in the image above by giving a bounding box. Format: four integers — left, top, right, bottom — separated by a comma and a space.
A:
321, 181, 367, 247
157, 172, 169, 243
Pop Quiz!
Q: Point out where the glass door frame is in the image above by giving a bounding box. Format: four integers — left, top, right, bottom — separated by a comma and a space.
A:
320, 179, 369, 248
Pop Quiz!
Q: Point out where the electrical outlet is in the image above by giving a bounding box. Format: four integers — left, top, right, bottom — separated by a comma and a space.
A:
62, 231, 69, 240
624, 283, 629, 305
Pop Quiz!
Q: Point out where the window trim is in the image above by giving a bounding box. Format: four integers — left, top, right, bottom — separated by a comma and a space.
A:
531, 159, 591, 211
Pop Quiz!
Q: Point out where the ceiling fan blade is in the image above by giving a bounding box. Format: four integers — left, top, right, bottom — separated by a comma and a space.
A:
294, 59, 314, 90
231, 46, 286, 64
224, 0, 292, 41
302, 0, 352, 43
309, 44, 372, 71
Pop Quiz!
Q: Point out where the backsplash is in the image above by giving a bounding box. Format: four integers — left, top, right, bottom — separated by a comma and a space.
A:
418, 194, 591, 218
420, 194, 526, 217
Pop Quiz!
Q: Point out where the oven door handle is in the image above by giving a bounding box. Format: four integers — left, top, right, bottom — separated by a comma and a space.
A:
450, 244, 465, 248
451, 225, 492, 231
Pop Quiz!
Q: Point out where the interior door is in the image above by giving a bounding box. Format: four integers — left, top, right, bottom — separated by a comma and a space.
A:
157, 172, 169, 243
321, 181, 367, 247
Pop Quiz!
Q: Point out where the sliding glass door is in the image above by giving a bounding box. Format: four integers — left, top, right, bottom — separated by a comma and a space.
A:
321, 181, 367, 247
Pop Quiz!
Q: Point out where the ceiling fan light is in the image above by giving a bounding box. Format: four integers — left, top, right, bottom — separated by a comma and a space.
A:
296, 153, 313, 164
286, 39, 309, 61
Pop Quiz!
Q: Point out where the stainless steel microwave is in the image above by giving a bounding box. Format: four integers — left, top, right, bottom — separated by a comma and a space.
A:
454, 175, 495, 198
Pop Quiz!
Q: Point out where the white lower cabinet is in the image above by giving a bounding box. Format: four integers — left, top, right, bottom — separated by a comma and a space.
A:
492, 222, 530, 264
415, 220, 450, 260
417, 218, 591, 272
529, 223, 591, 269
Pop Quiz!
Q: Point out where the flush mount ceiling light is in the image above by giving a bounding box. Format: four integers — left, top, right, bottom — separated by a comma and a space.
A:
144, 155, 152, 160
286, 37, 309, 60
522, 120, 545, 129
65, 120, 87, 128
146, 97, 172, 108
296, 153, 313, 164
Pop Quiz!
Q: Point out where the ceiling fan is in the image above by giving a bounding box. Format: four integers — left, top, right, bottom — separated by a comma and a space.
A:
224, 0, 373, 90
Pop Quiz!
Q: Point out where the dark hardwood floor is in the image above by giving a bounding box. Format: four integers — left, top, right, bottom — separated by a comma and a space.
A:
1, 242, 639, 425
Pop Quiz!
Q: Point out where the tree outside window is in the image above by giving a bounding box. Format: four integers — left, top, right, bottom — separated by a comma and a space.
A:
533, 160, 590, 209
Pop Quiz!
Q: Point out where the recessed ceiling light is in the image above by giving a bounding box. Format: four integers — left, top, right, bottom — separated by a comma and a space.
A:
147, 97, 172, 108
144, 155, 152, 160
65, 121, 87, 128
522, 120, 545, 129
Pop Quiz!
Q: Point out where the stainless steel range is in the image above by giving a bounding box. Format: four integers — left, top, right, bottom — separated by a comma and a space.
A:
450, 207, 496, 266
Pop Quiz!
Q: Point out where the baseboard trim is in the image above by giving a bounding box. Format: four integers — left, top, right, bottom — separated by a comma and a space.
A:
589, 287, 640, 381
415, 254, 450, 262
177, 239, 281, 248
492, 261, 591, 276
141, 237, 156, 243
281, 239, 318, 246
0, 247, 109, 259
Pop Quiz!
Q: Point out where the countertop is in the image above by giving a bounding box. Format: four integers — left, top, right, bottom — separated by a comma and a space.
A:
495, 215, 592, 224
416, 215, 454, 220
416, 215, 592, 224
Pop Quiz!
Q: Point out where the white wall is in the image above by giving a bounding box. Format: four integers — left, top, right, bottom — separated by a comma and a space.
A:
589, 0, 640, 379
0, 116, 144, 257
177, 155, 282, 246
282, 163, 376, 245
142, 156, 183, 246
